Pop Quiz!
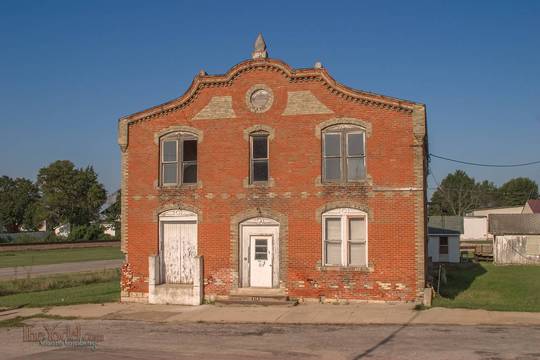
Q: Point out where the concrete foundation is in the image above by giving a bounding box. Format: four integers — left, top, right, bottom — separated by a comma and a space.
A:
148, 255, 203, 305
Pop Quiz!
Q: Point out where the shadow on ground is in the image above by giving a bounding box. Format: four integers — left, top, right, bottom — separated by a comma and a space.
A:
432, 262, 487, 300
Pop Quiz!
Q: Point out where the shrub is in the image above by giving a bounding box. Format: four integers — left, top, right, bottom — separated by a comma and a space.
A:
67, 224, 105, 242
0, 235, 13, 244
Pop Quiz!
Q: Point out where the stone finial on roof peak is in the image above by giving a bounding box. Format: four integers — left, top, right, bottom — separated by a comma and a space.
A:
252, 33, 268, 59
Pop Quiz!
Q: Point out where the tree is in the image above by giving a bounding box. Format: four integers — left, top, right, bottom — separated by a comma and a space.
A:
37, 160, 107, 228
103, 190, 121, 238
475, 180, 499, 209
0, 176, 40, 232
498, 177, 539, 206
430, 170, 479, 216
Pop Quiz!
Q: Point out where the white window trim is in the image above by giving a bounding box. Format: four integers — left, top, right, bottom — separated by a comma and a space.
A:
322, 208, 368, 267
161, 139, 179, 186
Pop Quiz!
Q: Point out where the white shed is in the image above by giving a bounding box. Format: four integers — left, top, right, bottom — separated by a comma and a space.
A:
489, 214, 540, 265
428, 227, 461, 263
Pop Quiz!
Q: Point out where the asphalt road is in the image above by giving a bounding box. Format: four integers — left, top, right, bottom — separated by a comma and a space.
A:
2, 320, 540, 359
0, 260, 122, 279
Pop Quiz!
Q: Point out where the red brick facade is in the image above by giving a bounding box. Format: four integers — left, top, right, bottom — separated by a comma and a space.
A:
118, 54, 428, 303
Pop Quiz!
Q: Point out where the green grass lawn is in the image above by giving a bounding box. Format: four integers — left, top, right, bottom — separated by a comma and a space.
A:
0, 269, 120, 308
433, 262, 540, 312
0, 246, 123, 268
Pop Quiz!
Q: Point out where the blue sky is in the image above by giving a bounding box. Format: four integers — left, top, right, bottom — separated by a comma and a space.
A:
0, 0, 539, 195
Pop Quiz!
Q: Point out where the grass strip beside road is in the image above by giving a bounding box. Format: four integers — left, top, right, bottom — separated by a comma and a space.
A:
0, 246, 123, 268
0, 269, 120, 308
433, 262, 540, 312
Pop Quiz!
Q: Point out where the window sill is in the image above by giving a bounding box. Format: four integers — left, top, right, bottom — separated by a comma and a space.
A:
317, 265, 374, 273
158, 181, 202, 190
243, 177, 275, 188
315, 175, 373, 187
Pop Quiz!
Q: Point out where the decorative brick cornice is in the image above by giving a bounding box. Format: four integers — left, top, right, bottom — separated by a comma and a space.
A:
117, 59, 421, 151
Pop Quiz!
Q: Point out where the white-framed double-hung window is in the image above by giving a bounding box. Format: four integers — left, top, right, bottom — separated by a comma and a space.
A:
322, 208, 368, 266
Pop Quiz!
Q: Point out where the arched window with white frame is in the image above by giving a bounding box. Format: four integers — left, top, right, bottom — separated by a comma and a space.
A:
322, 208, 367, 266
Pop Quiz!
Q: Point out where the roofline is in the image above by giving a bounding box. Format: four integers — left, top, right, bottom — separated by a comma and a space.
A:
118, 58, 423, 124
428, 232, 461, 235
493, 232, 540, 236
470, 205, 524, 212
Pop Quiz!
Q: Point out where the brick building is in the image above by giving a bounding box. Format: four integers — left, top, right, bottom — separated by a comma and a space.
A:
118, 35, 428, 305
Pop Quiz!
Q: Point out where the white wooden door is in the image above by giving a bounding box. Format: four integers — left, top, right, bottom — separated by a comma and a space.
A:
162, 221, 197, 284
249, 235, 273, 287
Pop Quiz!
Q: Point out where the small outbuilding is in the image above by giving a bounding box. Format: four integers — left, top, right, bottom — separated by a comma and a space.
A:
427, 217, 462, 263
489, 214, 540, 265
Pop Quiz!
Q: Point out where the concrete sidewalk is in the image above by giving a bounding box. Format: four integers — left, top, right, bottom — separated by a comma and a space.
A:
0, 259, 122, 279
3, 302, 540, 326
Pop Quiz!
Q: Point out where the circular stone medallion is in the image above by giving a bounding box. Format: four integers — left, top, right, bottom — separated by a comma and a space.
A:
246, 84, 273, 113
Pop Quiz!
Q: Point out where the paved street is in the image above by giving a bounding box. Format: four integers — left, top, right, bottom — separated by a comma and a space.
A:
0, 260, 122, 279
2, 320, 540, 360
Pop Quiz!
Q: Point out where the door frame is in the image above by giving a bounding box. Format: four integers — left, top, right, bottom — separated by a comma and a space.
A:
158, 209, 198, 285
239, 217, 279, 288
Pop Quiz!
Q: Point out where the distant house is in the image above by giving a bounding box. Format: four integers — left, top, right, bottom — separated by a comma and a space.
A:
428, 216, 462, 263
523, 200, 540, 214
490, 214, 540, 265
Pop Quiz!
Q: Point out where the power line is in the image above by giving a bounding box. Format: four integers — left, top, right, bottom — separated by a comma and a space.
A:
430, 153, 540, 167
427, 187, 535, 195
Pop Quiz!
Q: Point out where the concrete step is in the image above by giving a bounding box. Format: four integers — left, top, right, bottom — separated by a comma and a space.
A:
215, 298, 298, 306
228, 294, 289, 302
216, 288, 297, 306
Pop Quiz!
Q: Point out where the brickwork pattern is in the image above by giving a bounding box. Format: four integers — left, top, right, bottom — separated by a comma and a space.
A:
118, 59, 427, 303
